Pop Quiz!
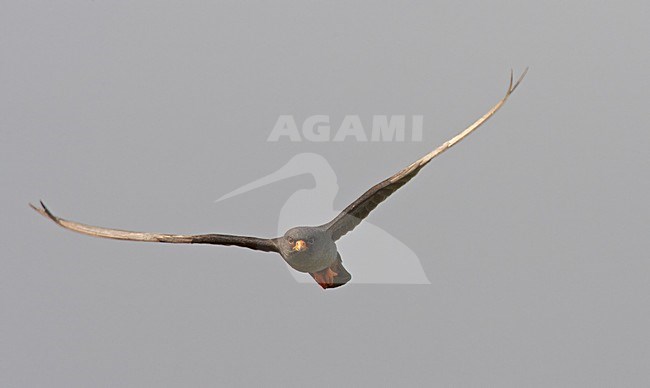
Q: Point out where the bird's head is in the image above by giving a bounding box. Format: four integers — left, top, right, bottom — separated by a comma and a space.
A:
278, 226, 337, 273
282, 227, 317, 254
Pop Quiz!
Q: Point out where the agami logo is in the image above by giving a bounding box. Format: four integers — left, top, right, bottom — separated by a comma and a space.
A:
268, 115, 424, 142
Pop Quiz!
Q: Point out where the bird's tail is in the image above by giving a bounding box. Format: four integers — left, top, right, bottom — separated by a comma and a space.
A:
310, 254, 352, 289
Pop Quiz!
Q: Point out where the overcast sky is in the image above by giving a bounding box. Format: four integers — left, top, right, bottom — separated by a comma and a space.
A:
2, 1, 649, 386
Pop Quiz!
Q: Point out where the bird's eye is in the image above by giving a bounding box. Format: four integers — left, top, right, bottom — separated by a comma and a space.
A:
307, 237, 315, 244
287, 237, 294, 244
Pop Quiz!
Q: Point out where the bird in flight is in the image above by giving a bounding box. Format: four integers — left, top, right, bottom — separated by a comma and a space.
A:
31, 70, 527, 289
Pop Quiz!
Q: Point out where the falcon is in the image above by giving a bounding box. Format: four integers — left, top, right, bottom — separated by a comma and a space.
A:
31, 70, 527, 289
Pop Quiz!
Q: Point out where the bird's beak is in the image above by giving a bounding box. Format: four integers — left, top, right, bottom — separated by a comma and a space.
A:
292, 240, 307, 252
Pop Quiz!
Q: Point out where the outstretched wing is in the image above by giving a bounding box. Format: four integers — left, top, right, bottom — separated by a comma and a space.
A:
322, 69, 528, 241
30, 201, 279, 253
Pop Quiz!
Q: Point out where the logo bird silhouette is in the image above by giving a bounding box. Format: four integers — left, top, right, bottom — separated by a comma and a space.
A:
215, 152, 431, 285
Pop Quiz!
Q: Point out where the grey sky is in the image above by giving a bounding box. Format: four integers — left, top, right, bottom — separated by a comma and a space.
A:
2, 1, 649, 386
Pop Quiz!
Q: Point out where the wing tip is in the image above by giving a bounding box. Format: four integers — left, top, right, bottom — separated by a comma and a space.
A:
29, 200, 60, 224
509, 67, 529, 94
29, 200, 45, 215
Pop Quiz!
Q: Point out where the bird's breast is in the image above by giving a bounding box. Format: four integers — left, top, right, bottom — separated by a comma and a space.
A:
284, 253, 336, 273
283, 239, 338, 273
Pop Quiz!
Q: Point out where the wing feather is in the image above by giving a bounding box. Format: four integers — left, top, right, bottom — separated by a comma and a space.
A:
322, 69, 528, 241
30, 201, 279, 253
